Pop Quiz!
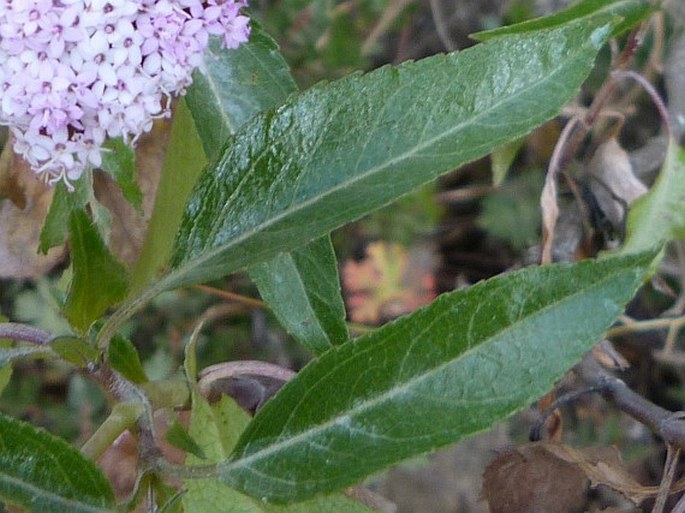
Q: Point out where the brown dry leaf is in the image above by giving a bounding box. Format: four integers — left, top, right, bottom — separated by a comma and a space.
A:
0, 145, 66, 279
588, 138, 647, 230
482, 444, 590, 513
94, 118, 171, 267
537, 441, 664, 505
341, 241, 436, 325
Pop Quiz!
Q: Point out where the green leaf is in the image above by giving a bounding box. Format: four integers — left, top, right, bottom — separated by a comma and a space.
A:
185, 29, 348, 353
490, 138, 524, 186
100, 138, 142, 211
165, 18, 615, 292
108, 335, 148, 384
0, 413, 115, 513
249, 236, 349, 354
63, 209, 129, 333
472, 0, 653, 41
219, 252, 653, 502
0, 365, 11, 397
166, 420, 206, 460
50, 336, 99, 368
129, 99, 206, 296
186, 26, 298, 162
622, 141, 685, 255
39, 180, 89, 253
183, 396, 374, 513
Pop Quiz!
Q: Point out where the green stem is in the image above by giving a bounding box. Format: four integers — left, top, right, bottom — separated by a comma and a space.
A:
81, 401, 145, 460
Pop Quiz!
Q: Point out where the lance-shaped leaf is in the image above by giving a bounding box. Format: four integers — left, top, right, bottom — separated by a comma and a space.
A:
472, 0, 653, 41
218, 251, 653, 502
0, 413, 115, 513
622, 140, 685, 255
249, 236, 349, 353
185, 28, 348, 353
164, 18, 615, 291
64, 209, 128, 333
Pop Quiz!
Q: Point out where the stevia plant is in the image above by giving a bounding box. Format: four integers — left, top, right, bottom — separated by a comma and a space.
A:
0, 0, 684, 511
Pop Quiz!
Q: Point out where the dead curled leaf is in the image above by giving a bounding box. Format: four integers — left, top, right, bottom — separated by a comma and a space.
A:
483, 441, 685, 513
0, 144, 66, 279
588, 137, 647, 230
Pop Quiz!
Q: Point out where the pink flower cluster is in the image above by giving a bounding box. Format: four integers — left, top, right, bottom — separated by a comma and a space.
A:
0, 0, 250, 185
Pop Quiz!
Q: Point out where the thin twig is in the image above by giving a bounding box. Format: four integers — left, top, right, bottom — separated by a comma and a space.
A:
606, 314, 685, 338
612, 70, 673, 141
653, 444, 681, 513
193, 284, 265, 309
0, 322, 54, 345
576, 356, 685, 450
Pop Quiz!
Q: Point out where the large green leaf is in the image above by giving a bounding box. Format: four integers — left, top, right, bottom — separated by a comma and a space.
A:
64, 209, 128, 333
249, 236, 348, 354
472, 0, 653, 41
622, 141, 685, 255
218, 252, 652, 502
165, 18, 615, 292
185, 28, 349, 353
0, 413, 115, 513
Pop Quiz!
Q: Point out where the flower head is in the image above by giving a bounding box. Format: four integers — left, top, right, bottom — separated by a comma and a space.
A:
0, 0, 250, 185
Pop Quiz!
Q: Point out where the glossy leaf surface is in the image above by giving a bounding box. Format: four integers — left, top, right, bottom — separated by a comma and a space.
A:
473, 0, 652, 41
0, 413, 115, 513
219, 252, 652, 502
185, 29, 349, 353
622, 140, 685, 255
166, 18, 614, 291
186, 26, 298, 162
63, 209, 128, 333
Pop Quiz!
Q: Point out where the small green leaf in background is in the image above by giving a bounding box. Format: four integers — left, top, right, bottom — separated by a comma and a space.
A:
183, 395, 376, 513
250, 236, 349, 354
490, 138, 524, 186
50, 336, 99, 368
478, 170, 544, 250
186, 28, 349, 354
165, 16, 616, 292
108, 335, 148, 384
64, 209, 128, 333
166, 419, 206, 460
39, 179, 90, 253
472, 0, 653, 41
219, 252, 653, 502
100, 138, 142, 211
622, 140, 685, 255
0, 413, 115, 513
